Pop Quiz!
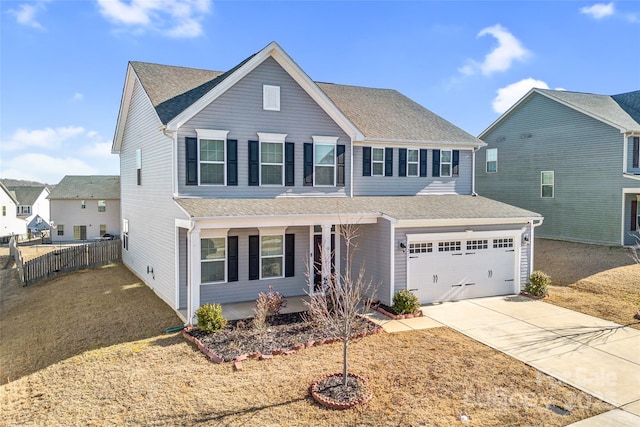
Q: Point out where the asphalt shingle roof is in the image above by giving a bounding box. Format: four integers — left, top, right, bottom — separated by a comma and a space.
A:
130, 59, 483, 145
48, 176, 120, 200
175, 195, 540, 222
6, 186, 46, 205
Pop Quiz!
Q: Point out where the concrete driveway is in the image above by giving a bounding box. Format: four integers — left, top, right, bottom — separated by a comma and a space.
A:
367, 295, 640, 425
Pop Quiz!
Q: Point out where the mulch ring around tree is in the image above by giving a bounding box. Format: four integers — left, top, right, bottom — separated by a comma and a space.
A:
310, 372, 373, 409
184, 312, 383, 363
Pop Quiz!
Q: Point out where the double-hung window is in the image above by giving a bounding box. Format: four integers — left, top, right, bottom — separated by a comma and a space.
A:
196, 129, 228, 185
407, 149, 419, 177
440, 150, 452, 177
261, 234, 284, 279
372, 147, 384, 176
201, 237, 226, 283
541, 171, 554, 198
313, 136, 337, 186
486, 148, 497, 173
258, 133, 286, 186
98, 200, 106, 212
122, 219, 129, 250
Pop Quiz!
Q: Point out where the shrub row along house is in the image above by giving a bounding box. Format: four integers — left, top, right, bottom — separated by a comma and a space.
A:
112, 42, 542, 323
477, 88, 640, 246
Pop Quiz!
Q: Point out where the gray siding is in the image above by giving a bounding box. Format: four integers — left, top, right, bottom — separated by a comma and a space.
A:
200, 226, 310, 305
353, 147, 473, 196
477, 93, 640, 246
349, 219, 392, 305
177, 57, 351, 197
120, 77, 188, 308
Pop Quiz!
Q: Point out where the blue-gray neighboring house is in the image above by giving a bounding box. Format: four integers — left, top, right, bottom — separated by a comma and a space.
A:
476, 88, 640, 246
112, 42, 542, 324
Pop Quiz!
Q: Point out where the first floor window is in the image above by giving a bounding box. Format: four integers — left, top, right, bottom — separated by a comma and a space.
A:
122, 219, 129, 250
486, 148, 497, 173
261, 141, 284, 185
407, 149, 419, 177
314, 143, 336, 186
1, 206, 5, 216
73, 225, 86, 240
57, 224, 64, 236
201, 237, 226, 283
372, 147, 384, 176
261, 235, 283, 278
541, 171, 554, 198
440, 150, 452, 177
98, 200, 106, 212
100, 224, 106, 235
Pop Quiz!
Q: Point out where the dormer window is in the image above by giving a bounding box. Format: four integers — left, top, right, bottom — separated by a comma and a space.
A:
263, 85, 280, 111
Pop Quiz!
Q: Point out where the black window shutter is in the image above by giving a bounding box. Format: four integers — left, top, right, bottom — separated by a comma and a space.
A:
398, 148, 407, 177
249, 235, 259, 280
385, 147, 393, 176
227, 236, 238, 282
336, 144, 346, 187
632, 201, 638, 231
432, 149, 440, 177
419, 149, 428, 177
633, 137, 639, 169
285, 142, 295, 186
303, 143, 313, 186
248, 140, 259, 186
362, 146, 371, 176
186, 137, 198, 185
285, 233, 295, 277
227, 139, 238, 186
452, 150, 460, 177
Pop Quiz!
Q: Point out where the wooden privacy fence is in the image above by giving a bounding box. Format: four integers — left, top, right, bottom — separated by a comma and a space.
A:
12, 239, 122, 286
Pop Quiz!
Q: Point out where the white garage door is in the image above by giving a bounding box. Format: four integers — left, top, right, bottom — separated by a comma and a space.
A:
408, 237, 516, 304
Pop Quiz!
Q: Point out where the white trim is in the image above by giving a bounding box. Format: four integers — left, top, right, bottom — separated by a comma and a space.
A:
623, 133, 629, 174
196, 129, 229, 140
406, 228, 523, 243
397, 217, 539, 228
263, 85, 280, 111
201, 228, 230, 238
312, 135, 339, 145
621, 188, 640, 245
541, 170, 555, 198
312, 138, 337, 187
388, 219, 396, 304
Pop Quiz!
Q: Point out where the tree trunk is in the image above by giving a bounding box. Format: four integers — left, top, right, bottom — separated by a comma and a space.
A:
342, 338, 348, 387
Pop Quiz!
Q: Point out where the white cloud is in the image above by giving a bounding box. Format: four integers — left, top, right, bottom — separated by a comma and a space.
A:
72, 92, 84, 102
1, 153, 98, 185
2, 126, 85, 151
580, 3, 615, 19
81, 141, 114, 157
96, 0, 211, 38
492, 78, 550, 114
7, 2, 47, 29
459, 24, 530, 76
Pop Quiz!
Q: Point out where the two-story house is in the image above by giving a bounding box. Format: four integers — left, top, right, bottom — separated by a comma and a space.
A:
476, 88, 640, 246
0, 182, 27, 242
112, 42, 542, 324
6, 185, 51, 235
48, 175, 121, 242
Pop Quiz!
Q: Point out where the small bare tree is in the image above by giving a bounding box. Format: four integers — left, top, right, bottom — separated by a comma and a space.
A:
304, 222, 376, 387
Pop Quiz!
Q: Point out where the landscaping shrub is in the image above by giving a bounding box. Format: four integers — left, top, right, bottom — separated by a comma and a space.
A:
195, 303, 227, 333
254, 285, 287, 330
525, 270, 551, 297
391, 289, 420, 315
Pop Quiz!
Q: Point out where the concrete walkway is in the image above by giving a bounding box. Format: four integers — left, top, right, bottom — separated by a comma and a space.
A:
365, 295, 640, 426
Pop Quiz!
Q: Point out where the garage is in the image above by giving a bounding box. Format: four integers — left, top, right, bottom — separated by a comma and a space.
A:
407, 233, 518, 304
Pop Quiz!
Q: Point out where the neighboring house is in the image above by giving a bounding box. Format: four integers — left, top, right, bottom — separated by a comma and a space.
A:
48, 176, 121, 242
476, 88, 640, 246
0, 182, 27, 241
112, 41, 542, 324
6, 185, 51, 227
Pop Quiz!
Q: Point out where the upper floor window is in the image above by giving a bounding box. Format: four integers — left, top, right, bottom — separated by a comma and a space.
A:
258, 133, 286, 186
2, 206, 5, 216
196, 129, 228, 186
313, 136, 337, 186
263, 85, 280, 111
541, 171, 554, 198
136, 149, 142, 185
486, 148, 497, 173
440, 150, 452, 177
372, 147, 384, 176
632, 136, 639, 169
407, 149, 419, 177
81, 200, 86, 209
98, 200, 106, 212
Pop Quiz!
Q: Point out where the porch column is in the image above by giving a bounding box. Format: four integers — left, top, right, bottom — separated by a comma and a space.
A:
321, 224, 332, 284
188, 227, 201, 325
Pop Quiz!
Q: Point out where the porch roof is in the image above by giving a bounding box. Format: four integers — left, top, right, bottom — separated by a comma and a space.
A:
175, 195, 541, 223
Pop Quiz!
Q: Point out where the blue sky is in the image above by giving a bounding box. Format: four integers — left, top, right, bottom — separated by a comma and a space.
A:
1, 1, 638, 185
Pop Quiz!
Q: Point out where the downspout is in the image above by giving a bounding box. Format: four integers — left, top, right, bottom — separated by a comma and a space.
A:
471, 147, 478, 196
529, 218, 544, 275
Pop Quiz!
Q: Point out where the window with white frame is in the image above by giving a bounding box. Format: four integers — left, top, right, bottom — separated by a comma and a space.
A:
372, 147, 384, 176
57, 224, 64, 236
407, 149, 419, 177
486, 148, 497, 173
541, 171, 554, 198
440, 150, 452, 177
263, 85, 280, 111
98, 200, 106, 212
313, 136, 337, 186
100, 224, 106, 235
258, 133, 286, 186
81, 200, 86, 209
2, 206, 5, 216
261, 235, 283, 278
197, 129, 228, 185
409, 242, 432, 253
136, 148, 142, 185
122, 219, 129, 250
201, 237, 226, 283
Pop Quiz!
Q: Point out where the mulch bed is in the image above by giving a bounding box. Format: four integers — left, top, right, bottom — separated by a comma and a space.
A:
372, 302, 423, 319
186, 312, 382, 362
310, 372, 373, 409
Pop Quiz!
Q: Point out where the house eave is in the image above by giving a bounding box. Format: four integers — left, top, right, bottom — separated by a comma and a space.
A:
186, 213, 380, 229
395, 216, 542, 228
355, 138, 485, 149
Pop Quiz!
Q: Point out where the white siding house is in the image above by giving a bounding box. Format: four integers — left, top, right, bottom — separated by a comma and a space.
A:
0, 182, 27, 241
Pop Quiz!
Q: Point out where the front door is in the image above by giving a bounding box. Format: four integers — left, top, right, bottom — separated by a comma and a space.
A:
313, 232, 335, 293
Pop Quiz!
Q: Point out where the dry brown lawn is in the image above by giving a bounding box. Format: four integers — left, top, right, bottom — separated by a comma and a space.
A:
535, 239, 640, 329
0, 258, 612, 425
